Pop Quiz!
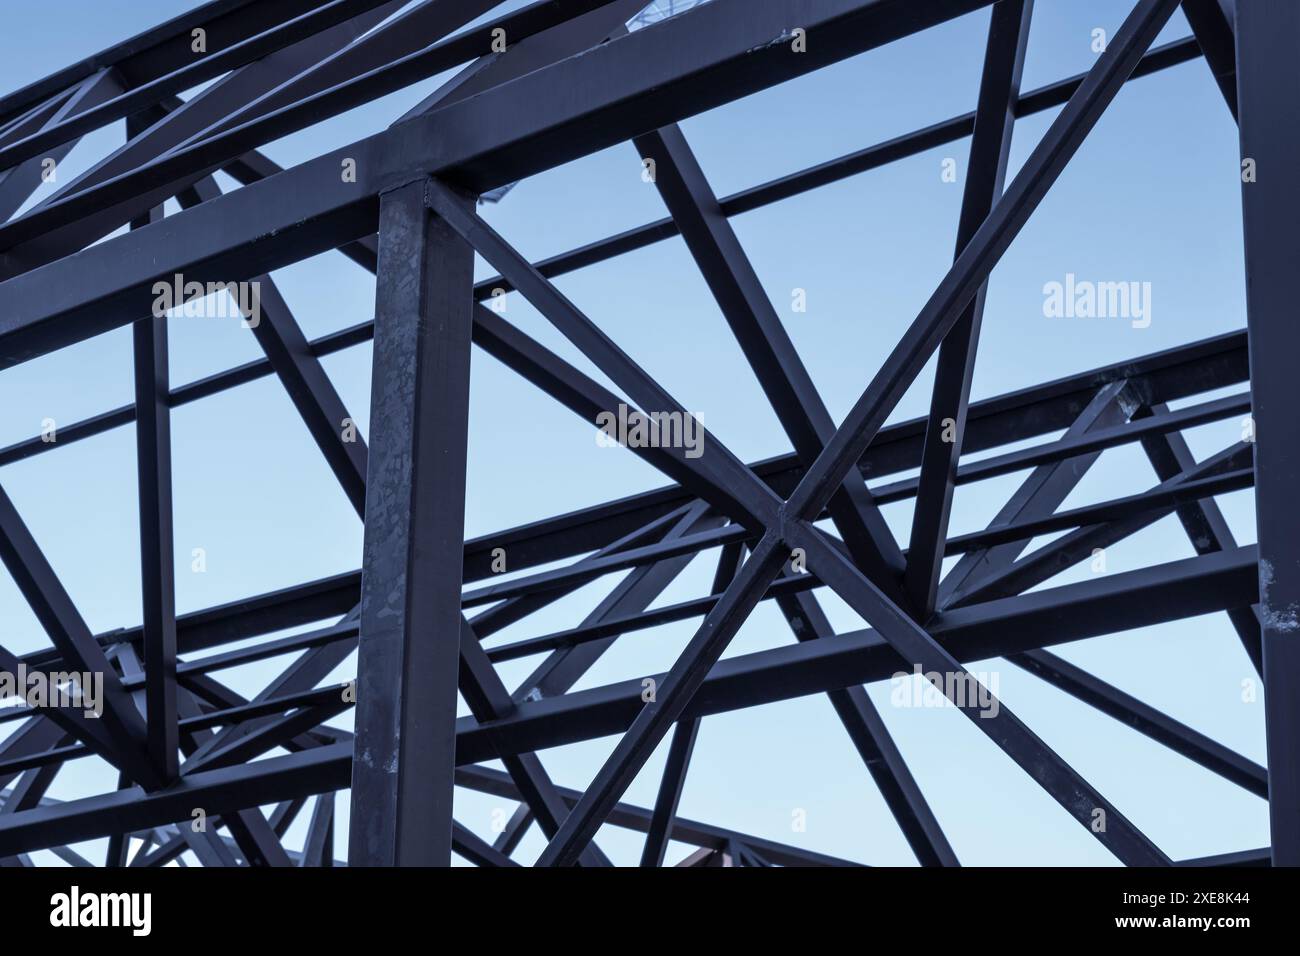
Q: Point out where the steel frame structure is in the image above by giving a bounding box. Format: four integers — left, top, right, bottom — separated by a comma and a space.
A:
0, 0, 1288, 867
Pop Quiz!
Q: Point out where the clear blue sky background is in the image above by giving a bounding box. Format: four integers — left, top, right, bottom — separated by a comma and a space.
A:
0, 0, 1263, 866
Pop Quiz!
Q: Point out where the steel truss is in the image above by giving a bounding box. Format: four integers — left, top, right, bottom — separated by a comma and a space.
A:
0, 0, 1288, 867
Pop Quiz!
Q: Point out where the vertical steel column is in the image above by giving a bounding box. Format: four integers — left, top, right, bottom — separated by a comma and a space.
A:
1235, 0, 1300, 867
129, 113, 178, 784
348, 178, 476, 866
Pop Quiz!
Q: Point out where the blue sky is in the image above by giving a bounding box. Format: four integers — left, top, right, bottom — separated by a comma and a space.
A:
0, 0, 1263, 865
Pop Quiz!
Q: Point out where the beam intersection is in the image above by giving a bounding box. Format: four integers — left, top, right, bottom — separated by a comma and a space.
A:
0, 0, 1283, 869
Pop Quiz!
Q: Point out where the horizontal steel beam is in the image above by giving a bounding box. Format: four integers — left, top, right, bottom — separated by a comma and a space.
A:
0, 0, 323, 126
456, 546, 1257, 764
0, 546, 1256, 856
0, 0, 997, 367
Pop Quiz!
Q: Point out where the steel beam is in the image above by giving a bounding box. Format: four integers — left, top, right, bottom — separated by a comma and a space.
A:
129, 145, 179, 784
348, 179, 475, 866
425, 181, 783, 532
635, 123, 906, 598
0, 492, 159, 787
0, 545, 1258, 859
947, 441, 1251, 608
789, 521, 1170, 865
1235, 0, 1300, 867
637, 541, 741, 868
0, 0, 1281, 870
0, 0, 324, 127
639, 718, 700, 868
458, 619, 615, 867
0, 0, 1000, 368
905, 0, 1032, 617
776, 584, 958, 866
535, 533, 789, 866
785, 0, 1183, 529
1181, 0, 1237, 118
1134, 403, 1262, 672
456, 546, 1258, 767
937, 381, 1131, 608
1008, 649, 1266, 797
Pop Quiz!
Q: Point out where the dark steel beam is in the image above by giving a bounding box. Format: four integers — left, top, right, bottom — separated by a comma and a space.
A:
777, 582, 958, 866
455, 766, 863, 867
1134, 402, 1262, 673
452, 821, 522, 867
178, 0, 501, 149
0, 25, 1207, 464
0, 323, 1247, 598
0, 0, 323, 126
875, 391, 1248, 504
0, 0, 623, 283
0, 491, 159, 787
0, 741, 344, 859
0, 70, 124, 222
174, 171, 371, 517
169, 663, 294, 866
1235, 0, 1300, 867
0, 721, 64, 794
1008, 650, 1266, 797
471, 506, 693, 641
425, 181, 783, 532
302, 794, 335, 868
458, 619, 616, 867
0, 0, 999, 368
535, 533, 789, 866
947, 442, 1251, 607
638, 541, 741, 868
471, 36, 1203, 298
401, 0, 651, 118
943, 468, 1253, 554
492, 806, 533, 857
635, 123, 906, 598
0, 89, 75, 147
4, 415, 1252, 690
639, 715, 700, 868
905, 0, 1032, 617
6, 2, 404, 276
179, 603, 356, 771
0, 547, 1259, 858
510, 505, 725, 702
527, 0, 1183, 869
128, 143, 179, 784
1181, 0, 1237, 119
0, 0, 399, 177
790, 520, 1170, 865
457, 546, 1257, 768
937, 381, 1131, 608
460, 524, 750, 609
0, 0, 1278, 869
348, 179, 475, 866
785, 0, 1183, 530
